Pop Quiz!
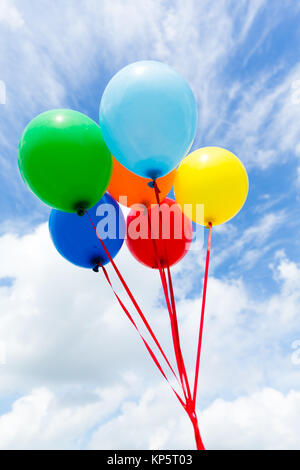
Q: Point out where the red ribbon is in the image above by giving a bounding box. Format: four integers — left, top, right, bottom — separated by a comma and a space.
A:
166, 264, 192, 402
152, 181, 205, 451
85, 211, 179, 382
85, 191, 209, 451
151, 182, 191, 398
193, 223, 212, 408
100, 264, 185, 408
146, 209, 189, 403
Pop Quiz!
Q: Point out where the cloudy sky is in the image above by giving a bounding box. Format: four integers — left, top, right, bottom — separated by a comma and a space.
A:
1, 0, 300, 450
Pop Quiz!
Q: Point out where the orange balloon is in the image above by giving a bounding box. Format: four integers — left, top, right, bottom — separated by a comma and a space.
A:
108, 157, 176, 208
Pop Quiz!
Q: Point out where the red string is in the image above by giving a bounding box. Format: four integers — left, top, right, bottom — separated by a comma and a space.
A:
100, 264, 185, 408
152, 181, 191, 400
146, 209, 188, 403
166, 265, 192, 401
85, 210, 179, 382
193, 223, 212, 408
188, 409, 206, 451
166, 266, 205, 450
86, 198, 207, 450
153, 180, 205, 451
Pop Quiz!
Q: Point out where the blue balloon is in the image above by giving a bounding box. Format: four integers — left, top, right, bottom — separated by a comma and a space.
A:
99, 60, 197, 179
49, 193, 125, 269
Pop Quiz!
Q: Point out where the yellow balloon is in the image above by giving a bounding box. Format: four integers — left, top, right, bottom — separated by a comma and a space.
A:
174, 147, 249, 226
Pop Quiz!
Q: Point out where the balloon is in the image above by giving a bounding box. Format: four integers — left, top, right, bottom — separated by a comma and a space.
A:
108, 157, 176, 208
99, 60, 197, 178
49, 193, 125, 269
126, 198, 193, 269
174, 147, 249, 226
18, 109, 112, 213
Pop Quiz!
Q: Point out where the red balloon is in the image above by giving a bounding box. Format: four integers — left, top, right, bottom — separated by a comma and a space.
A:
126, 198, 193, 269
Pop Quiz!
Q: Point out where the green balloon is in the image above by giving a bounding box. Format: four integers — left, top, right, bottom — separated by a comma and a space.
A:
18, 109, 113, 213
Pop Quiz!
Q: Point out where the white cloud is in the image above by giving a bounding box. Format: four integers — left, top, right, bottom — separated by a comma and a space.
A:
1, 223, 300, 448
1, 0, 299, 208
0, 0, 233, 208
0, 385, 132, 450
0, 0, 24, 29
0, 1, 272, 158
0, 223, 171, 392
0, 0, 238, 123
211, 210, 286, 271
2, 0, 299, 214
238, 0, 265, 41
201, 387, 300, 450
1, 1, 300, 449
90, 386, 300, 450
1, 384, 300, 449
220, 61, 300, 170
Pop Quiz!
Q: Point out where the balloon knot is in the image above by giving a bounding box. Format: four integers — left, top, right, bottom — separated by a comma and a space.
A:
77, 208, 85, 217
93, 265, 100, 273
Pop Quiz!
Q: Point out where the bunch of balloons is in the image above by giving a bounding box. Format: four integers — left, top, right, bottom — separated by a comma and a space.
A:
18, 60, 248, 450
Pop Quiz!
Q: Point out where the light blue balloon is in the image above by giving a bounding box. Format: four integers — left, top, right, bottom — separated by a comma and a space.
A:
99, 61, 197, 179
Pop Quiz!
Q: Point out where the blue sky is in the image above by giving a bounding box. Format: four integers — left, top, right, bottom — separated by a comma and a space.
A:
0, 0, 300, 450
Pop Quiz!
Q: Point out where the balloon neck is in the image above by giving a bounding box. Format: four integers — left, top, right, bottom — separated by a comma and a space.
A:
75, 201, 89, 216
148, 179, 162, 195
77, 208, 85, 217
147, 180, 156, 189
92, 257, 104, 271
